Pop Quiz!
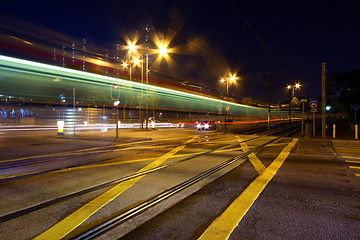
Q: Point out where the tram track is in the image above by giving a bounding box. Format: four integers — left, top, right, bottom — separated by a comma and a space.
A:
0, 135, 230, 182
0, 125, 300, 239
0, 133, 246, 223
70, 127, 299, 239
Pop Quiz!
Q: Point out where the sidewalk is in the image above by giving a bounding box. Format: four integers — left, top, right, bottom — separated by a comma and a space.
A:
234, 137, 360, 239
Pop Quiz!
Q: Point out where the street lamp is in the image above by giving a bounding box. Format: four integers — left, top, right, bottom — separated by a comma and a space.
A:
126, 41, 138, 55
287, 82, 301, 123
157, 43, 168, 57
220, 73, 238, 130
121, 34, 173, 130
220, 73, 238, 100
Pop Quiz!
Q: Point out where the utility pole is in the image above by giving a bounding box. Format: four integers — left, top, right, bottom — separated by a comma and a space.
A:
256, 71, 277, 131
288, 87, 291, 123
73, 88, 76, 135
321, 62, 326, 148
267, 72, 271, 133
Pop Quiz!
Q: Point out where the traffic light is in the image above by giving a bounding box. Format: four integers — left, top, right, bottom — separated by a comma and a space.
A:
326, 105, 332, 111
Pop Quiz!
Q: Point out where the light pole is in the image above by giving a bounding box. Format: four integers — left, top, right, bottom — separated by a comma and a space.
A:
122, 37, 171, 130
300, 98, 308, 137
220, 74, 237, 100
121, 41, 138, 124
220, 73, 237, 129
287, 82, 301, 123
141, 41, 169, 129
114, 100, 120, 138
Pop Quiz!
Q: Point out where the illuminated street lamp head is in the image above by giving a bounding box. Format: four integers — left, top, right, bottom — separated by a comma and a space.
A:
220, 77, 225, 83
132, 57, 141, 67
157, 44, 168, 57
127, 41, 137, 54
287, 85, 292, 89
295, 83, 301, 89
229, 73, 238, 83
121, 61, 128, 69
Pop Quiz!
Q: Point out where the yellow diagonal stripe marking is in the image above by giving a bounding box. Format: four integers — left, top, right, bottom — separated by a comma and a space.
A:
355, 173, 360, 177
0, 135, 191, 164
0, 170, 43, 180
0, 144, 243, 180
343, 156, 360, 160
34, 135, 198, 240
198, 138, 298, 240
349, 166, 360, 169
236, 136, 266, 174
345, 160, 360, 164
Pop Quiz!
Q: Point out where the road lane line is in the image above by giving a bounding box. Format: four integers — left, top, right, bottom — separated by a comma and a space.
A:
236, 136, 266, 174
34, 135, 198, 240
266, 142, 289, 147
342, 156, 360, 160
0, 170, 43, 180
1, 144, 243, 180
0, 141, 138, 164
349, 166, 360, 169
0, 135, 193, 164
198, 138, 298, 240
345, 160, 360, 164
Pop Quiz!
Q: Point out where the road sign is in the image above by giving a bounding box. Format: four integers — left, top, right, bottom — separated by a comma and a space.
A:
353, 103, 359, 110
310, 99, 318, 109
226, 106, 230, 111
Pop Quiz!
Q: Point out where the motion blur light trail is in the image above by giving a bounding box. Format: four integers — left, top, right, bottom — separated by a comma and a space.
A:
0, 55, 282, 117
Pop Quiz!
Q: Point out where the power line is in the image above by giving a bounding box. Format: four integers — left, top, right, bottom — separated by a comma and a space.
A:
228, 0, 275, 57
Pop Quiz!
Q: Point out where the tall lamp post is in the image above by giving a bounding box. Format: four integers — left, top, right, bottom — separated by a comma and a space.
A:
287, 82, 301, 123
122, 37, 171, 130
220, 74, 237, 100
220, 73, 237, 129
121, 41, 138, 124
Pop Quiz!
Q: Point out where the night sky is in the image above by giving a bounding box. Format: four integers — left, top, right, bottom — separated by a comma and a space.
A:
1, 0, 359, 103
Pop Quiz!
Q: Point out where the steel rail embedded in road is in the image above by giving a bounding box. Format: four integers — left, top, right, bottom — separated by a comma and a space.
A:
73, 132, 295, 239
0, 125, 300, 235
0, 136, 208, 182
0, 134, 243, 223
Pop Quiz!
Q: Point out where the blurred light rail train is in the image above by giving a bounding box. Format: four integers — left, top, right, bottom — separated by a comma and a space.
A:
0, 29, 298, 131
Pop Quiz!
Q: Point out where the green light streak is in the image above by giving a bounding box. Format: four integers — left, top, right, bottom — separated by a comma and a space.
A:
0, 55, 279, 115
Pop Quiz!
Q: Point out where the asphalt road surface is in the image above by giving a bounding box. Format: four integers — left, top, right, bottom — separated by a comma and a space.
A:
0, 128, 358, 239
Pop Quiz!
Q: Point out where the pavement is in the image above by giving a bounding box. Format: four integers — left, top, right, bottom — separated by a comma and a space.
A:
1, 125, 359, 239
0, 127, 201, 160
232, 137, 360, 239
118, 134, 360, 239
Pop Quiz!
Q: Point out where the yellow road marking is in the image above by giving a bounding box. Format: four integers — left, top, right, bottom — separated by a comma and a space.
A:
355, 173, 360, 177
349, 166, 360, 170
342, 155, 360, 160
345, 160, 360, 164
0, 135, 193, 164
266, 142, 289, 147
0, 141, 138, 164
236, 136, 266, 174
0, 170, 43, 180
198, 138, 298, 240
34, 135, 198, 240
0, 143, 244, 180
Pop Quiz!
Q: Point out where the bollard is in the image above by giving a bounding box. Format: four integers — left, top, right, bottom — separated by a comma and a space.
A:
333, 124, 336, 139
356, 124, 358, 140
57, 120, 64, 135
